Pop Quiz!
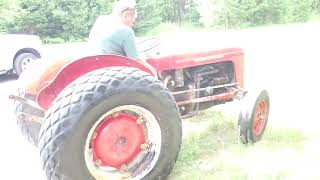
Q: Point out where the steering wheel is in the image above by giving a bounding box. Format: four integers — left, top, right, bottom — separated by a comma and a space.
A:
136, 37, 161, 56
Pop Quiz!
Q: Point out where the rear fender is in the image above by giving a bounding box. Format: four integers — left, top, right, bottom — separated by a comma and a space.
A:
37, 55, 154, 110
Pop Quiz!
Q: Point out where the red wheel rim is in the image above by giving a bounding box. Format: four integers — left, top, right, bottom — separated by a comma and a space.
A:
253, 100, 268, 137
91, 112, 145, 168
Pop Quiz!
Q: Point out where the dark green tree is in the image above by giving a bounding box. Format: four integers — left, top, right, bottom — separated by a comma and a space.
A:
312, 0, 320, 14
201, 0, 313, 29
134, 0, 163, 34
0, 0, 18, 32
5, 0, 114, 41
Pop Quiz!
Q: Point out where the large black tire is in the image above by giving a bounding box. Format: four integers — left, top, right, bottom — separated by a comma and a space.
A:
14, 89, 45, 145
239, 90, 270, 144
38, 67, 182, 180
14, 53, 39, 76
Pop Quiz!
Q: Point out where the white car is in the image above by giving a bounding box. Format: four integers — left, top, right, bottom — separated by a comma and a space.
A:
0, 34, 42, 76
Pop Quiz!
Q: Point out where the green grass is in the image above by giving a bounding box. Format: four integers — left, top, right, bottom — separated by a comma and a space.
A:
142, 19, 320, 40
168, 108, 315, 180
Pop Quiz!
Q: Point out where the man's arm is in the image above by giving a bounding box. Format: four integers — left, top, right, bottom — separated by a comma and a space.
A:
123, 29, 139, 60
123, 29, 157, 76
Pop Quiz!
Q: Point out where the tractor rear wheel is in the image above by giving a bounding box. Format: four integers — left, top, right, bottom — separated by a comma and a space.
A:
38, 67, 182, 180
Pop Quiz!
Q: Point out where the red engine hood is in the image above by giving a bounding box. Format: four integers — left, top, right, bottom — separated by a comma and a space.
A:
147, 47, 244, 89
147, 47, 244, 71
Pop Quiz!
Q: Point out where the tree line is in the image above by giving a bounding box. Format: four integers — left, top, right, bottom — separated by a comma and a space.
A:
0, 0, 319, 42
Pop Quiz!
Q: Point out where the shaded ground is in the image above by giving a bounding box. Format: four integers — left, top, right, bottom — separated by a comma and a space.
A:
0, 74, 45, 179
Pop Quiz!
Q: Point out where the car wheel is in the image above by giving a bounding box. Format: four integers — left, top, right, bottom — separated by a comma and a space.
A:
14, 53, 39, 76
38, 67, 182, 180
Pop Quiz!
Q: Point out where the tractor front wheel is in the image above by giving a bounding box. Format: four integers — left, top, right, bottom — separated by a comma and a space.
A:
239, 90, 270, 144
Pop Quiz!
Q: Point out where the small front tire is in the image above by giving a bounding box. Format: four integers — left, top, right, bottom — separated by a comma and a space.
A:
239, 90, 270, 144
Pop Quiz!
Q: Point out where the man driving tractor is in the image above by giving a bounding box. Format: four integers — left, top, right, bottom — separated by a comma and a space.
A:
89, 0, 139, 59
89, 0, 157, 75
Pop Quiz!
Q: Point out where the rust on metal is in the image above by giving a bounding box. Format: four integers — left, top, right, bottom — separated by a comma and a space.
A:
9, 94, 45, 111
176, 91, 237, 106
172, 83, 239, 95
9, 94, 27, 102
16, 112, 42, 124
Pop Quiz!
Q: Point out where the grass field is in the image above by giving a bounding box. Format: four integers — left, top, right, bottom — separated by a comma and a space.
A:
155, 22, 320, 180
168, 105, 319, 180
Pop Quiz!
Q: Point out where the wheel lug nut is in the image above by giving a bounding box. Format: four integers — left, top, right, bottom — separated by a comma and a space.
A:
120, 164, 128, 173
112, 112, 119, 118
92, 132, 97, 139
137, 117, 146, 124
94, 159, 102, 166
140, 143, 150, 150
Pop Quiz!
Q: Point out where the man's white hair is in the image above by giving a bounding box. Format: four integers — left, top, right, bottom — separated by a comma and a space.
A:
112, 0, 137, 16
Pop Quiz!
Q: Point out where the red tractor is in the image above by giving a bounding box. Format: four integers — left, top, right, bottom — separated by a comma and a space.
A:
10, 38, 270, 180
